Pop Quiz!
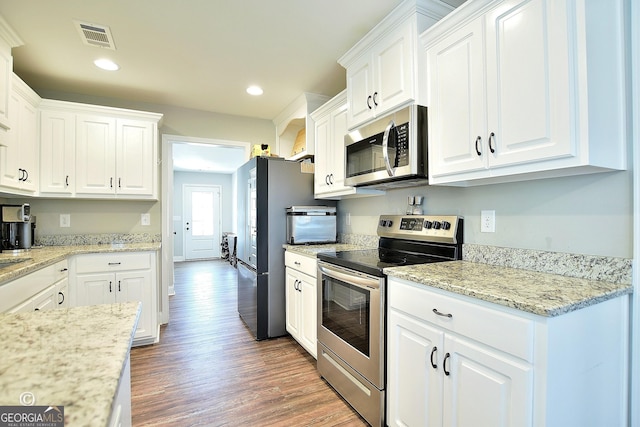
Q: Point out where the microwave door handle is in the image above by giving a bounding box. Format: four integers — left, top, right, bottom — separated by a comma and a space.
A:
382, 119, 396, 176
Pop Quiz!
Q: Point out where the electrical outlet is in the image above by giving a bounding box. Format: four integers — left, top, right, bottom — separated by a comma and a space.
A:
345, 212, 351, 226
60, 214, 71, 228
141, 213, 151, 226
481, 210, 495, 233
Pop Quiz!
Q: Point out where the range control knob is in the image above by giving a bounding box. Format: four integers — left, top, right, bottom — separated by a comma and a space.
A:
379, 220, 385, 227
423, 220, 433, 229
433, 221, 442, 229
387, 220, 393, 227
442, 221, 451, 230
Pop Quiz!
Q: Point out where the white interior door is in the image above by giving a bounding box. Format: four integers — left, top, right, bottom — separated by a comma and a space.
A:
184, 184, 222, 260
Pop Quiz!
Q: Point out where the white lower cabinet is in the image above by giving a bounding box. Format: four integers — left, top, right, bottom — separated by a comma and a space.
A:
72, 252, 158, 346
0, 260, 69, 313
109, 355, 132, 427
285, 250, 317, 358
387, 277, 629, 427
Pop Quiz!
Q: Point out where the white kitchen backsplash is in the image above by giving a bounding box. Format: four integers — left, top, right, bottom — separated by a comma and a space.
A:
37, 233, 161, 246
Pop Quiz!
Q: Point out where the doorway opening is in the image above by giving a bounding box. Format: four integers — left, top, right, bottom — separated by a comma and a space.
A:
160, 134, 250, 316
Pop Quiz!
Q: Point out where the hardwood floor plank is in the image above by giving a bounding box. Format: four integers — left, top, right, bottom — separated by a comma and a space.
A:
130, 260, 368, 426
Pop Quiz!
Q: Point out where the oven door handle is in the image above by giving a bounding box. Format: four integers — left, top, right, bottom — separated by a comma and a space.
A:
318, 264, 380, 290
382, 119, 396, 177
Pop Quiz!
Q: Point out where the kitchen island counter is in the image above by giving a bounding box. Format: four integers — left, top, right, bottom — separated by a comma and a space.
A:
385, 260, 632, 317
0, 242, 160, 286
0, 302, 140, 426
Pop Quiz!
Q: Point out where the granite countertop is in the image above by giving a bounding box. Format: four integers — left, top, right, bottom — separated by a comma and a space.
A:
385, 260, 633, 317
0, 302, 141, 426
0, 242, 161, 286
283, 243, 375, 257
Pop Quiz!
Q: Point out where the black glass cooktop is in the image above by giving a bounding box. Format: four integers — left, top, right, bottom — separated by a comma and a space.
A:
317, 246, 451, 277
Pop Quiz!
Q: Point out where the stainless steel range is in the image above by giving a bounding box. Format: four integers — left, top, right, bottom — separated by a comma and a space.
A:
316, 215, 463, 426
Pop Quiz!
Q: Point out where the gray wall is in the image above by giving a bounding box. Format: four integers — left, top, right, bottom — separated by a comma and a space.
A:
338, 168, 633, 258
172, 171, 233, 258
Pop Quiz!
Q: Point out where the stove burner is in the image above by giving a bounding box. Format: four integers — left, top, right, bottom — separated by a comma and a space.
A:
317, 215, 463, 277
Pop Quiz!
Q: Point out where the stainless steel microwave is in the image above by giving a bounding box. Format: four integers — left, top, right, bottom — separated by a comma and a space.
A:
344, 105, 428, 189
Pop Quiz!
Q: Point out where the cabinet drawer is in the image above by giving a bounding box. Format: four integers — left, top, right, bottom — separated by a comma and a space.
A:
285, 251, 317, 278
74, 252, 152, 273
0, 260, 68, 312
388, 277, 534, 362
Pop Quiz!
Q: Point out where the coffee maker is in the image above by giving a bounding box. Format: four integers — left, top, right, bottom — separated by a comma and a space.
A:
1, 204, 34, 252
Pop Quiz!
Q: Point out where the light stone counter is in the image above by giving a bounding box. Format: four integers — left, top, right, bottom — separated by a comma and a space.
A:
385, 260, 633, 317
0, 302, 141, 426
0, 242, 161, 286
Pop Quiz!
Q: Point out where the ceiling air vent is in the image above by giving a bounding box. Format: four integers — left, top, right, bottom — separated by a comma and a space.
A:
74, 20, 116, 50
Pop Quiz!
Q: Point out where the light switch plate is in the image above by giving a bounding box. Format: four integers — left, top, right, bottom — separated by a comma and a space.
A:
141, 213, 151, 226
60, 214, 71, 228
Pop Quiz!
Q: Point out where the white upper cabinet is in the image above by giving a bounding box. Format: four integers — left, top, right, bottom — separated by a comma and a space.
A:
40, 100, 162, 199
0, 74, 40, 195
0, 37, 13, 130
424, 0, 627, 186
39, 104, 76, 195
0, 16, 22, 130
339, 0, 454, 130
312, 90, 384, 199
76, 114, 117, 195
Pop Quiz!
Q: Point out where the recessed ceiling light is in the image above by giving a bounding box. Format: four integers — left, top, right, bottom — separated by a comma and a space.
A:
246, 85, 263, 96
94, 58, 119, 71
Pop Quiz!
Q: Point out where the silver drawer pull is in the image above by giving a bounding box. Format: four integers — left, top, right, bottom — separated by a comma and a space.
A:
432, 308, 453, 318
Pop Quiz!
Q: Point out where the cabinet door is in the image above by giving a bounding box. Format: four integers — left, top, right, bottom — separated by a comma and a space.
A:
16, 95, 38, 192
285, 268, 301, 339
116, 269, 153, 341
0, 91, 21, 189
116, 119, 155, 196
313, 113, 331, 196
32, 285, 57, 312
442, 334, 533, 427
329, 104, 348, 190
374, 24, 414, 115
298, 272, 317, 358
40, 110, 75, 195
75, 272, 115, 306
0, 38, 11, 130
346, 55, 374, 128
387, 309, 444, 427
427, 17, 487, 179
485, 0, 572, 168
76, 114, 116, 195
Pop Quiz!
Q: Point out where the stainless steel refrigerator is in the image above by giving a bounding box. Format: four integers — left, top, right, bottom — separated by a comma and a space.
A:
236, 156, 317, 340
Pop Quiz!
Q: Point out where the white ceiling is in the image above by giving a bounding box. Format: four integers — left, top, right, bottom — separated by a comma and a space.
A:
0, 0, 465, 173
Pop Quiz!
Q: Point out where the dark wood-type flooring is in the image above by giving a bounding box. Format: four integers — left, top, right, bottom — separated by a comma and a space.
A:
130, 260, 368, 426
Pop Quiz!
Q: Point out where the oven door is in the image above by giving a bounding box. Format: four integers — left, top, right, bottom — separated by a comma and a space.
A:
317, 261, 385, 388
